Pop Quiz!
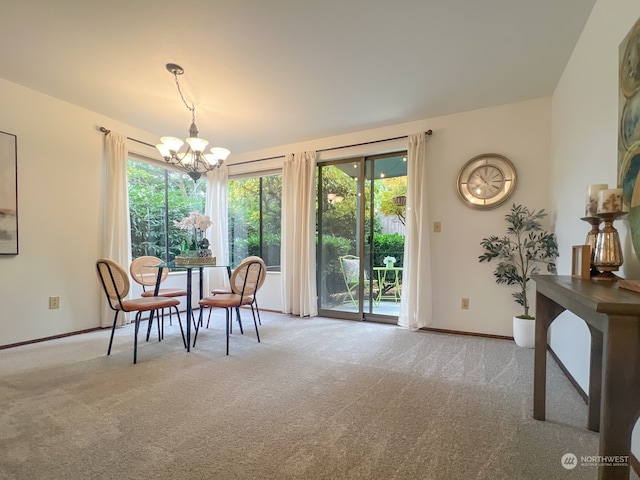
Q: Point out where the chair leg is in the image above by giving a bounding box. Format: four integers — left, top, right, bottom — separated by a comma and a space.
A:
254, 298, 262, 325
145, 309, 156, 341
107, 310, 119, 355
175, 306, 186, 349
206, 307, 213, 328
225, 308, 230, 355
133, 312, 142, 364
236, 307, 244, 334
193, 307, 204, 347
250, 305, 260, 343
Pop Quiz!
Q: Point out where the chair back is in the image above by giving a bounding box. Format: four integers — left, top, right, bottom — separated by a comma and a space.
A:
237, 256, 267, 290
96, 258, 130, 310
130, 256, 167, 289
340, 255, 360, 285
229, 260, 263, 297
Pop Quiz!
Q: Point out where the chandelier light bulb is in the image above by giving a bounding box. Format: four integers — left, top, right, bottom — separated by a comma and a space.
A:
186, 137, 209, 153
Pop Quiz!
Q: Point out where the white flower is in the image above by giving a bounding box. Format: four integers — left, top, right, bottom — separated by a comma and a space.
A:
383, 256, 396, 265
174, 212, 213, 232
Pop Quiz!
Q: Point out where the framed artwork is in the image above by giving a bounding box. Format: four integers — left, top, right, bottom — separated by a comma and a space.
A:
0, 130, 18, 255
571, 245, 591, 280
619, 17, 640, 259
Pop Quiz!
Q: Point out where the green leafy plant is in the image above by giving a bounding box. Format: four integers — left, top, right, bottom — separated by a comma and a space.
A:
479, 204, 559, 319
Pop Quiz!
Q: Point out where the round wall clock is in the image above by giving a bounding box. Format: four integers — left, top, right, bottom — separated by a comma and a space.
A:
456, 153, 517, 209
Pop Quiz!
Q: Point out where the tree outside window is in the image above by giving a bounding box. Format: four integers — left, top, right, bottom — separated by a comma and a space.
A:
128, 159, 206, 262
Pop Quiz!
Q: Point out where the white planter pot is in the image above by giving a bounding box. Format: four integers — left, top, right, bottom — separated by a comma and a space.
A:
513, 316, 535, 348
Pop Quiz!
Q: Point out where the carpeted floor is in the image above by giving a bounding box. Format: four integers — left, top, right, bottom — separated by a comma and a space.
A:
0, 311, 633, 479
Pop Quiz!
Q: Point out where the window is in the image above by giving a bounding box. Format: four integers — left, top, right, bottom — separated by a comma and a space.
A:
228, 174, 282, 270
128, 158, 206, 262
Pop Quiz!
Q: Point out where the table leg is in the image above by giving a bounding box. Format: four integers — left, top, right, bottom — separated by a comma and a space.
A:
597, 315, 640, 480
533, 291, 565, 422
587, 324, 603, 432
185, 267, 192, 352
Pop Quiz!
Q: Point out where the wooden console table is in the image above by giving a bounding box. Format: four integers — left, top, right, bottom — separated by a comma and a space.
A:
533, 275, 640, 480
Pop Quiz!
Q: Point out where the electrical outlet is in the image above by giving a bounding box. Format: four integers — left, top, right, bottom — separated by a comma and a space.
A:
461, 298, 469, 309
434, 221, 442, 233
49, 296, 60, 309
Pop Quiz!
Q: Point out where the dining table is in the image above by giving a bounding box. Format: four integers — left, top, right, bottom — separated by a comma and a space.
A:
149, 261, 231, 352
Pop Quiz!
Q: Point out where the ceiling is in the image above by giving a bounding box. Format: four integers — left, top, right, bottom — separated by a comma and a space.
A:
0, 0, 596, 156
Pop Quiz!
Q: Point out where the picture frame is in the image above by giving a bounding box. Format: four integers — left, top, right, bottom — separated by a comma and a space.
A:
0, 130, 18, 255
571, 245, 591, 279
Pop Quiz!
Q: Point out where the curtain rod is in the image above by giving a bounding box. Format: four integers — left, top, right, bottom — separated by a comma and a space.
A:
316, 130, 432, 153
99, 126, 433, 165
235, 130, 433, 165
99, 126, 157, 149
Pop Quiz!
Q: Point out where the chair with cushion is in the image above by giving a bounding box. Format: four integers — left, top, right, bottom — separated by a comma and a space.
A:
208, 255, 267, 330
195, 259, 263, 355
339, 255, 378, 307
96, 258, 185, 364
130, 256, 189, 339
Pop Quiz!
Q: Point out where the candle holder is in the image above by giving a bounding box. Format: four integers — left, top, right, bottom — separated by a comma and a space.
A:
580, 216, 603, 277
592, 212, 625, 281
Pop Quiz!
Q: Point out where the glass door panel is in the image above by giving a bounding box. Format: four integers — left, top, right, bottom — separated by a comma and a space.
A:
317, 152, 407, 322
317, 160, 363, 317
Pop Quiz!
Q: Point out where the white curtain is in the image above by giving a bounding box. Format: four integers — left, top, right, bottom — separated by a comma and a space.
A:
100, 132, 132, 327
205, 166, 229, 292
398, 133, 432, 329
281, 151, 318, 317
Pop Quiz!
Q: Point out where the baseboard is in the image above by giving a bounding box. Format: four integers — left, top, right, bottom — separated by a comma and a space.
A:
419, 326, 513, 341
546, 345, 588, 404
0, 327, 102, 350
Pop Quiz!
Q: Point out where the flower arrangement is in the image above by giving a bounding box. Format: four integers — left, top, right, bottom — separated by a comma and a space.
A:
383, 256, 396, 267
174, 212, 213, 251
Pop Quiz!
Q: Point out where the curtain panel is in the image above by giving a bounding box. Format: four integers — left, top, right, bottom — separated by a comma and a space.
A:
206, 166, 230, 291
281, 151, 318, 317
398, 133, 433, 329
100, 132, 132, 327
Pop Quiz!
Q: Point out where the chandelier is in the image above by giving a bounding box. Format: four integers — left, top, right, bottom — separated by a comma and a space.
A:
156, 63, 230, 181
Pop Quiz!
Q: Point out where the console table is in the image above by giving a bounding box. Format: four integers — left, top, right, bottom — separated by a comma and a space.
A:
533, 275, 640, 480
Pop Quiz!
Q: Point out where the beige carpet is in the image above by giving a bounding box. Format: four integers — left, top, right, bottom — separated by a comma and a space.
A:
0, 311, 632, 479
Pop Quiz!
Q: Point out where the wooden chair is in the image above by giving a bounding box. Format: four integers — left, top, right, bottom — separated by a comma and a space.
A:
129, 256, 189, 338
195, 260, 263, 355
208, 255, 267, 330
96, 258, 185, 364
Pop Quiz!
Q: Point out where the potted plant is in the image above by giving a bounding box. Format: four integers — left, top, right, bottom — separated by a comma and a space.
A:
479, 204, 559, 347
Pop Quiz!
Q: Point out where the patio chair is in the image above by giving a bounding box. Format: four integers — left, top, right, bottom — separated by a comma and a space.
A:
339, 255, 378, 307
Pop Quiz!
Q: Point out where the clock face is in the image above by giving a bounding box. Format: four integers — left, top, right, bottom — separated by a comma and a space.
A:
457, 154, 516, 209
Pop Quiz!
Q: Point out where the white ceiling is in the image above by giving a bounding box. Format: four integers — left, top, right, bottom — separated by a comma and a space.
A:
0, 0, 595, 155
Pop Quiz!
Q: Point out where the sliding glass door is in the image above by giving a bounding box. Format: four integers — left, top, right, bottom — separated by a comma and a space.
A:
317, 152, 407, 323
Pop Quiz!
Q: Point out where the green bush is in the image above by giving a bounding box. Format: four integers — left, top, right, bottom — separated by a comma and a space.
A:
372, 233, 404, 267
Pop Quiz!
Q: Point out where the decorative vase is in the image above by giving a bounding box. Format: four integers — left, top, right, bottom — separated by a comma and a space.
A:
513, 316, 535, 348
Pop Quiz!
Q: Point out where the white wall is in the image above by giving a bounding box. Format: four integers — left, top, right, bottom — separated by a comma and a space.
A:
0, 71, 551, 346
550, 0, 640, 459
0, 78, 167, 345
232, 97, 552, 336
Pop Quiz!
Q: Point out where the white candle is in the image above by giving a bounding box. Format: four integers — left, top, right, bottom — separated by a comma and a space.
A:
597, 188, 623, 213
586, 184, 608, 216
